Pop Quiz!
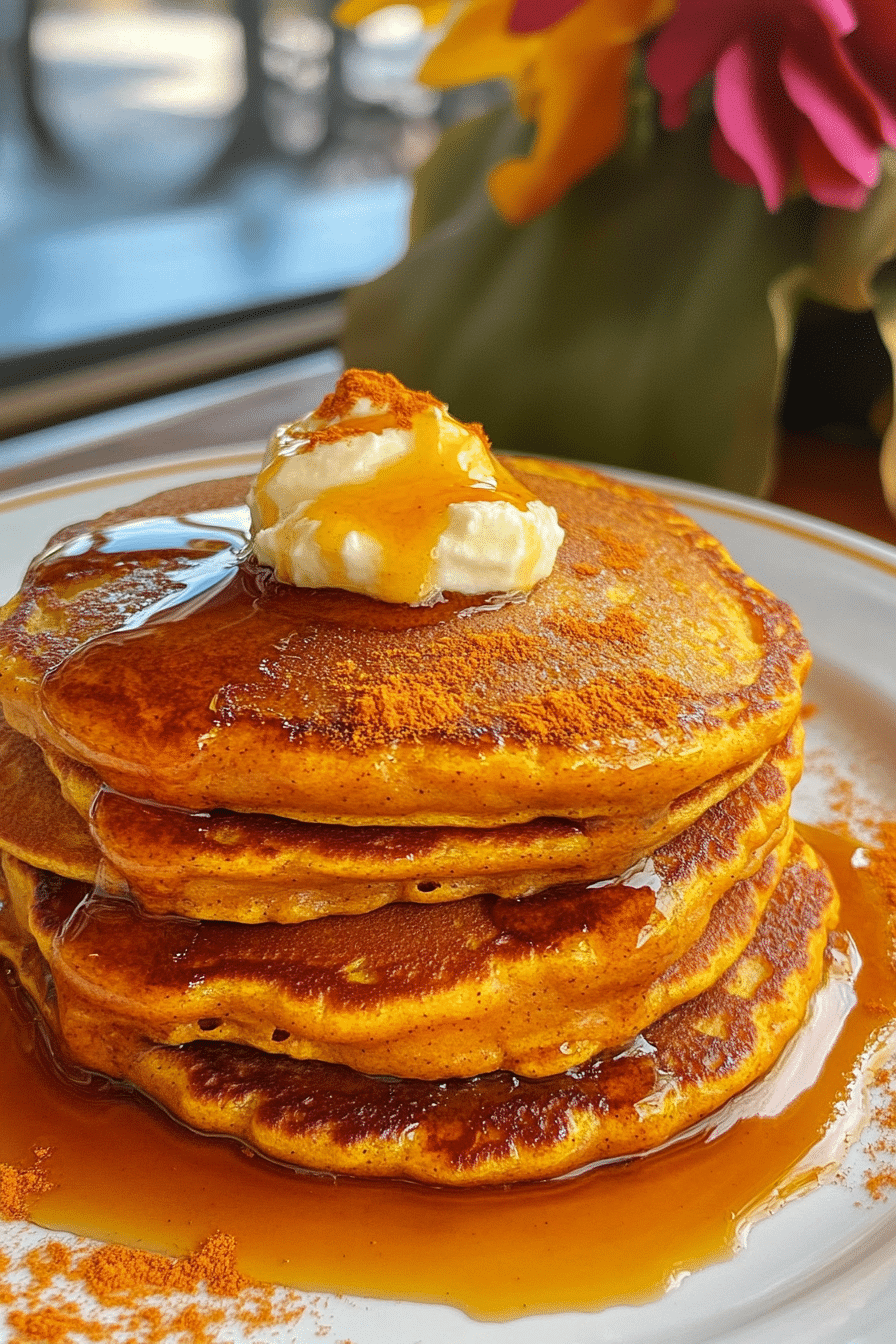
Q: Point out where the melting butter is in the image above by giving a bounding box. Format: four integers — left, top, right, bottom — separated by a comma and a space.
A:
248, 371, 564, 606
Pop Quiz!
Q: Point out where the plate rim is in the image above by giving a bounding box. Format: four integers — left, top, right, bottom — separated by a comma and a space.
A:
1, 444, 895, 580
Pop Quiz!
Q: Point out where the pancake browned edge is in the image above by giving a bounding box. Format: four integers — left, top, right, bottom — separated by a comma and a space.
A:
0, 453, 836, 1185
0, 737, 802, 1080
0, 837, 837, 1184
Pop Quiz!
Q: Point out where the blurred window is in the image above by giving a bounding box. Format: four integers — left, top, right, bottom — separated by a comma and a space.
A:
0, 0, 506, 433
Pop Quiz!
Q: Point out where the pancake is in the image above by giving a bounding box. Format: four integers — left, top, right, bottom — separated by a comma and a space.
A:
2, 830, 791, 1082
0, 461, 810, 827
0, 836, 838, 1183
0, 723, 96, 883
0, 437, 828, 1187
1, 727, 798, 1080
17, 721, 793, 921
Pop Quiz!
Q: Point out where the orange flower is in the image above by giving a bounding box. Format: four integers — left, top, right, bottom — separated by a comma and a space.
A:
336, 0, 452, 24
335, 0, 675, 222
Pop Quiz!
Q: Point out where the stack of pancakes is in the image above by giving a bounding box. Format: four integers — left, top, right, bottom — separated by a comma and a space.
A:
0, 457, 836, 1184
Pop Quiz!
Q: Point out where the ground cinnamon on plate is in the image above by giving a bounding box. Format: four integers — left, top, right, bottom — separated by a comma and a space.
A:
865, 1065, 896, 1200
870, 823, 896, 914
0, 1230, 314, 1344
862, 824, 896, 1199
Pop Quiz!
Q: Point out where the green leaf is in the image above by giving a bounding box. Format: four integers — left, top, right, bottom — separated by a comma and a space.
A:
345, 102, 820, 495
345, 105, 896, 505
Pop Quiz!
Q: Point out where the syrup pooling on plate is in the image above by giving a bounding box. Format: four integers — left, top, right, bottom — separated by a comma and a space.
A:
0, 828, 891, 1319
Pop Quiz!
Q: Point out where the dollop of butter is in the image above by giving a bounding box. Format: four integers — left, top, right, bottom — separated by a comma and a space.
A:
248, 369, 564, 606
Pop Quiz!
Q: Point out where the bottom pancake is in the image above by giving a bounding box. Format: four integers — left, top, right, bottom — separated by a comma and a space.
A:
0, 837, 838, 1184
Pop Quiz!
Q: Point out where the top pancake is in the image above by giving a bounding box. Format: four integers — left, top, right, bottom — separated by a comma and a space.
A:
0, 458, 809, 826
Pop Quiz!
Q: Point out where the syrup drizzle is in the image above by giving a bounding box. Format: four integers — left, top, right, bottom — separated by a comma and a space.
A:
36, 507, 249, 635
251, 405, 545, 604
0, 827, 894, 1320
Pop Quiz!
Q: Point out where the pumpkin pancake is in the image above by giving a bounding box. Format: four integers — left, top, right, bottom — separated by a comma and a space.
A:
0, 461, 809, 827
3, 831, 791, 1082
0, 836, 838, 1184
0, 424, 829, 1189
25, 723, 797, 922
0, 723, 96, 883
1, 727, 799, 1080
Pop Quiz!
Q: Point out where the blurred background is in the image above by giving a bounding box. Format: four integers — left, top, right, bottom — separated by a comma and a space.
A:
0, 0, 506, 437
0, 0, 891, 512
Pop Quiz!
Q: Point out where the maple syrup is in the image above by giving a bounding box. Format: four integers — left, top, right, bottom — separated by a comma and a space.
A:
251, 400, 545, 603
0, 826, 893, 1320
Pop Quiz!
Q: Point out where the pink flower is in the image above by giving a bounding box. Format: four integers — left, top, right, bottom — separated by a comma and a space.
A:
646, 0, 896, 210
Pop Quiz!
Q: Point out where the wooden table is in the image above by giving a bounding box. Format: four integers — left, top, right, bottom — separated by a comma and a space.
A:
772, 431, 896, 547
1, 352, 894, 548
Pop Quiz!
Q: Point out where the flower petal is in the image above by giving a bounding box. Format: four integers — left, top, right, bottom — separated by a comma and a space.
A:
489, 43, 632, 221
844, 0, 896, 142
335, 0, 448, 27
713, 36, 792, 211
780, 11, 883, 182
710, 123, 762, 189
421, 0, 534, 85
647, 0, 746, 122
797, 118, 875, 206
508, 0, 587, 35
811, 0, 860, 36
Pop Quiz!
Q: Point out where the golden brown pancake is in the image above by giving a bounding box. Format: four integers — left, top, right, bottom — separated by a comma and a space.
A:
3, 832, 790, 1081
0, 461, 809, 827
0, 444, 829, 1187
0, 724, 96, 883
22, 721, 797, 921
1, 721, 798, 1080
0, 836, 837, 1184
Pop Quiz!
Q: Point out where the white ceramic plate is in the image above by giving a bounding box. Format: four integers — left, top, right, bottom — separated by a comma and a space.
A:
1, 448, 896, 1344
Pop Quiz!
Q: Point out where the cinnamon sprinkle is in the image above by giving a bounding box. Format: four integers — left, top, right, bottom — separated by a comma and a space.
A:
275, 370, 494, 458
0, 1150, 51, 1221
277, 369, 444, 453
314, 369, 439, 428
860, 823, 896, 1200
336, 614, 682, 749
493, 670, 687, 745
546, 609, 647, 649
585, 528, 647, 572
865, 1062, 896, 1200
870, 823, 896, 911
0, 1232, 312, 1344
